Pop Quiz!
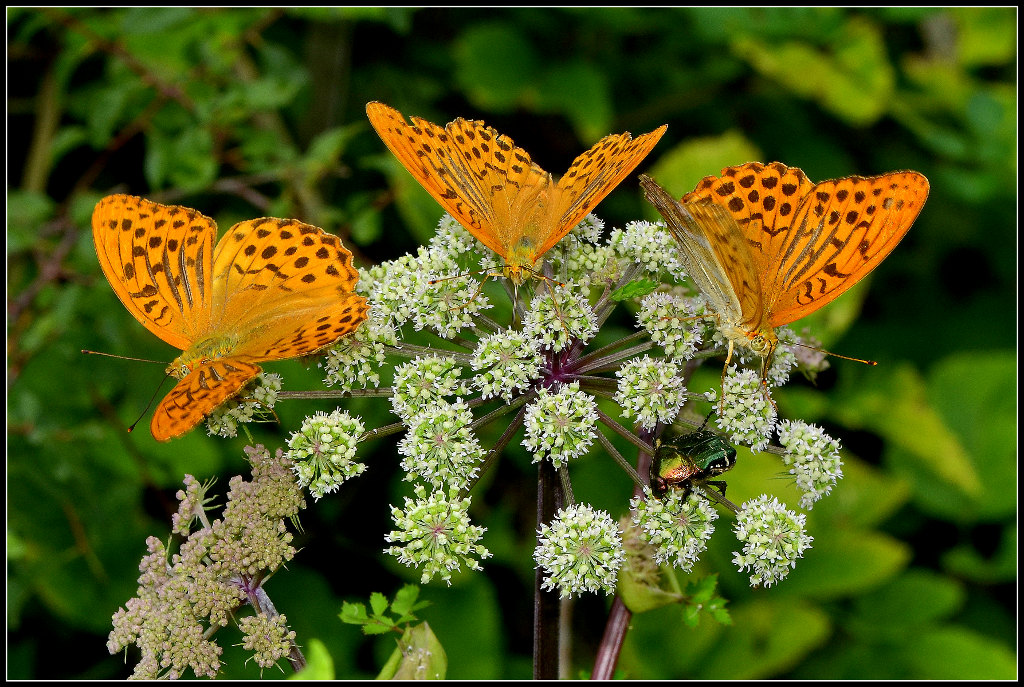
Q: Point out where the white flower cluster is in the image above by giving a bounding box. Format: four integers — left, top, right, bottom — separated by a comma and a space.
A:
522, 382, 598, 468
285, 409, 366, 501
614, 355, 689, 430
630, 489, 718, 571
716, 366, 777, 452
534, 504, 624, 599
399, 399, 485, 491
777, 420, 843, 509
732, 495, 813, 588
385, 485, 491, 585
471, 330, 543, 401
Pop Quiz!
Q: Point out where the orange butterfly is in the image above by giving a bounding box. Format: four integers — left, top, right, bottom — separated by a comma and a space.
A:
92, 194, 369, 441
640, 162, 929, 399
366, 101, 667, 286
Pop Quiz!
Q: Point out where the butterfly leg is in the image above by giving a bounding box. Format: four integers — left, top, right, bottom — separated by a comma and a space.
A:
757, 345, 779, 413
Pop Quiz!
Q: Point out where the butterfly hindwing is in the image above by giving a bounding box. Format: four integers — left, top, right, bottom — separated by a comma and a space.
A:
210, 217, 369, 361
151, 359, 261, 441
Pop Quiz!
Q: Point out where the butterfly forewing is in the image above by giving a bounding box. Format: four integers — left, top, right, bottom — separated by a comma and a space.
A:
640, 175, 753, 328
539, 125, 668, 259
92, 194, 214, 350
368, 101, 667, 274
367, 102, 503, 254
151, 359, 262, 441
210, 217, 369, 361
764, 171, 929, 326
682, 162, 815, 281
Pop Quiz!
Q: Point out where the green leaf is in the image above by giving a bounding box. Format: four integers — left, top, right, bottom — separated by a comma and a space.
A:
849, 568, 965, 635
694, 599, 831, 679
925, 350, 1016, 520
535, 61, 613, 143
368, 591, 389, 617
389, 584, 421, 618
902, 626, 1017, 679
732, 17, 894, 126
835, 363, 983, 506
338, 601, 368, 625
454, 24, 539, 112
289, 638, 336, 680
777, 527, 910, 599
610, 278, 660, 302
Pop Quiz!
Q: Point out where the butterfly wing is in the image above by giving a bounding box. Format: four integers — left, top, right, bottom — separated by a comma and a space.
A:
151, 359, 261, 441
537, 125, 667, 259
92, 194, 215, 350
640, 175, 760, 329
208, 217, 369, 361
760, 171, 930, 326
681, 161, 816, 282
367, 101, 550, 260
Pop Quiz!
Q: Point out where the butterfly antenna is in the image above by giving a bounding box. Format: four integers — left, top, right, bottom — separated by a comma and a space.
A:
81, 349, 165, 364
790, 341, 878, 366
127, 372, 173, 433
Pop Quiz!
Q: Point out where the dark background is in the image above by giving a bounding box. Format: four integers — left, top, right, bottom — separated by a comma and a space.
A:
7, 7, 1016, 679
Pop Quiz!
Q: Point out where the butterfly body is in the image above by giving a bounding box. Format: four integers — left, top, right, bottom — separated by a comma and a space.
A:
93, 194, 369, 441
366, 101, 667, 284
640, 162, 928, 393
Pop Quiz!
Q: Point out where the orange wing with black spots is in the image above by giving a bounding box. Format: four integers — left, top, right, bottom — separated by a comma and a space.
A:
367, 101, 666, 281
678, 162, 929, 327
92, 194, 369, 441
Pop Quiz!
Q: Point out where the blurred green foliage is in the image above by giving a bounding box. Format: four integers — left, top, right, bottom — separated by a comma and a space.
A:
6, 7, 1016, 679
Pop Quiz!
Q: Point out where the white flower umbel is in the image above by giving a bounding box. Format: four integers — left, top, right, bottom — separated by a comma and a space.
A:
321, 314, 396, 392
777, 420, 843, 510
630, 489, 718, 572
412, 250, 492, 340
534, 504, 624, 599
717, 366, 777, 452
205, 373, 282, 438
471, 330, 543, 401
609, 220, 686, 282
285, 409, 366, 501
384, 485, 491, 586
614, 356, 688, 431
522, 281, 597, 353
637, 291, 703, 361
732, 495, 813, 588
361, 254, 421, 328
398, 399, 485, 491
391, 356, 470, 424
522, 382, 598, 469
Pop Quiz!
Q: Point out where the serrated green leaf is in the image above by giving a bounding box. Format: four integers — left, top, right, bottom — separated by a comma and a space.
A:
369, 591, 390, 617
390, 584, 421, 617
363, 623, 394, 636
611, 278, 660, 302
338, 601, 368, 625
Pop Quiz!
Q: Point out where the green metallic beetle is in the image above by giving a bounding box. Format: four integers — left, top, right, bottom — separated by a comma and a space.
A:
651, 415, 737, 501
